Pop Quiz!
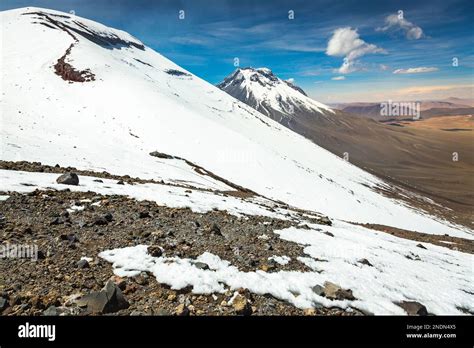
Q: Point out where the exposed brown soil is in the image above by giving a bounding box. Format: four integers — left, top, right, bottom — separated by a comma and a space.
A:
286, 111, 473, 229
401, 115, 473, 131
54, 43, 95, 83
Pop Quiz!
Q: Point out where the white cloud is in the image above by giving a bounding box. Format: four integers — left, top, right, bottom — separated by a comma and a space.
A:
377, 13, 424, 40
393, 67, 439, 74
286, 78, 295, 83
326, 27, 385, 74
331, 76, 346, 80
379, 64, 389, 71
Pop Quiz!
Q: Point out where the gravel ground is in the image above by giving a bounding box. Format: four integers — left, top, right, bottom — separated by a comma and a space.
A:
0, 186, 361, 316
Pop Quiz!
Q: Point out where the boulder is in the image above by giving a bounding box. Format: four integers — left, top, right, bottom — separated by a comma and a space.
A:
56, 173, 79, 185
76, 280, 129, 314
397, 301, 428, 316
323, 281, 355, 301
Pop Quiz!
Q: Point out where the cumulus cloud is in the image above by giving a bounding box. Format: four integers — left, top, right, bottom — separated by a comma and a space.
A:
377, 13, 424, 40
326, 27, 385, 74
393, 67, 439, 74
331, 76, 346, 80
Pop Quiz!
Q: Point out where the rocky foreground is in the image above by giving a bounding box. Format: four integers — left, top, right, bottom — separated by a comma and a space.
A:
0, 182, 362, 316
1, 161, 472, 316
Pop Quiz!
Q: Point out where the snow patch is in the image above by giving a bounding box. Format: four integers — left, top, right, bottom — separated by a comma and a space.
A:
99, 219, 474, 315
269, 255, 291, 265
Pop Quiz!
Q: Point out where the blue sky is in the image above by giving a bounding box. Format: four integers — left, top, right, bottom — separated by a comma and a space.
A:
1, 0, 473, 102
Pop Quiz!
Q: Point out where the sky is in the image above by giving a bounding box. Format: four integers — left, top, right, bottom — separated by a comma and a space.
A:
1, 0, 473, 103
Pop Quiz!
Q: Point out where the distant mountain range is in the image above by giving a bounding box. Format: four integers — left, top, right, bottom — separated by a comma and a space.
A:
330, 98, 474, 121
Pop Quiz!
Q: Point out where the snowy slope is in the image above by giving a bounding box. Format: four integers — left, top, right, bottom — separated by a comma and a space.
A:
0, 7, 471, 238
217, 67, 334, 120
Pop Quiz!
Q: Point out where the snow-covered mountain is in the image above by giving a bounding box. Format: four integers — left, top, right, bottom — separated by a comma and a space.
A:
217, 67, 334, 125
0, 7, 470, 238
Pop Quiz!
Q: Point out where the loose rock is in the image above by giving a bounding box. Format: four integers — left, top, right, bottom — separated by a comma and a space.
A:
323, 281, 355, 301
56, 173, 79, 186
397, 301, 428, 316
232, 294, 252, 315
175, 303, 190, 316
358, 258, 373, 267
147, 245, 163, 257
0, 297, 8, 311
42, 305, 59, 316
311, 284, 325, 296
77, 259, 90, 269
76, 280, 129, 314
194, 262, 209, 270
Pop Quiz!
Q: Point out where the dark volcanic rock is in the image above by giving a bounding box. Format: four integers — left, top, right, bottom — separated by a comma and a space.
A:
194, 262, 209, 270
138, 211, 150, 219
76, 280, 129, 314
358, 258, 373, 267
165, 69, 191, 77
149, 151, 174, 159
56, 172, 79, 185
93, 217, 108, 226
397, 301, 428, 316
103, 213, 113, 222
77, 259, 90, 269
147, 245, 163, 257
